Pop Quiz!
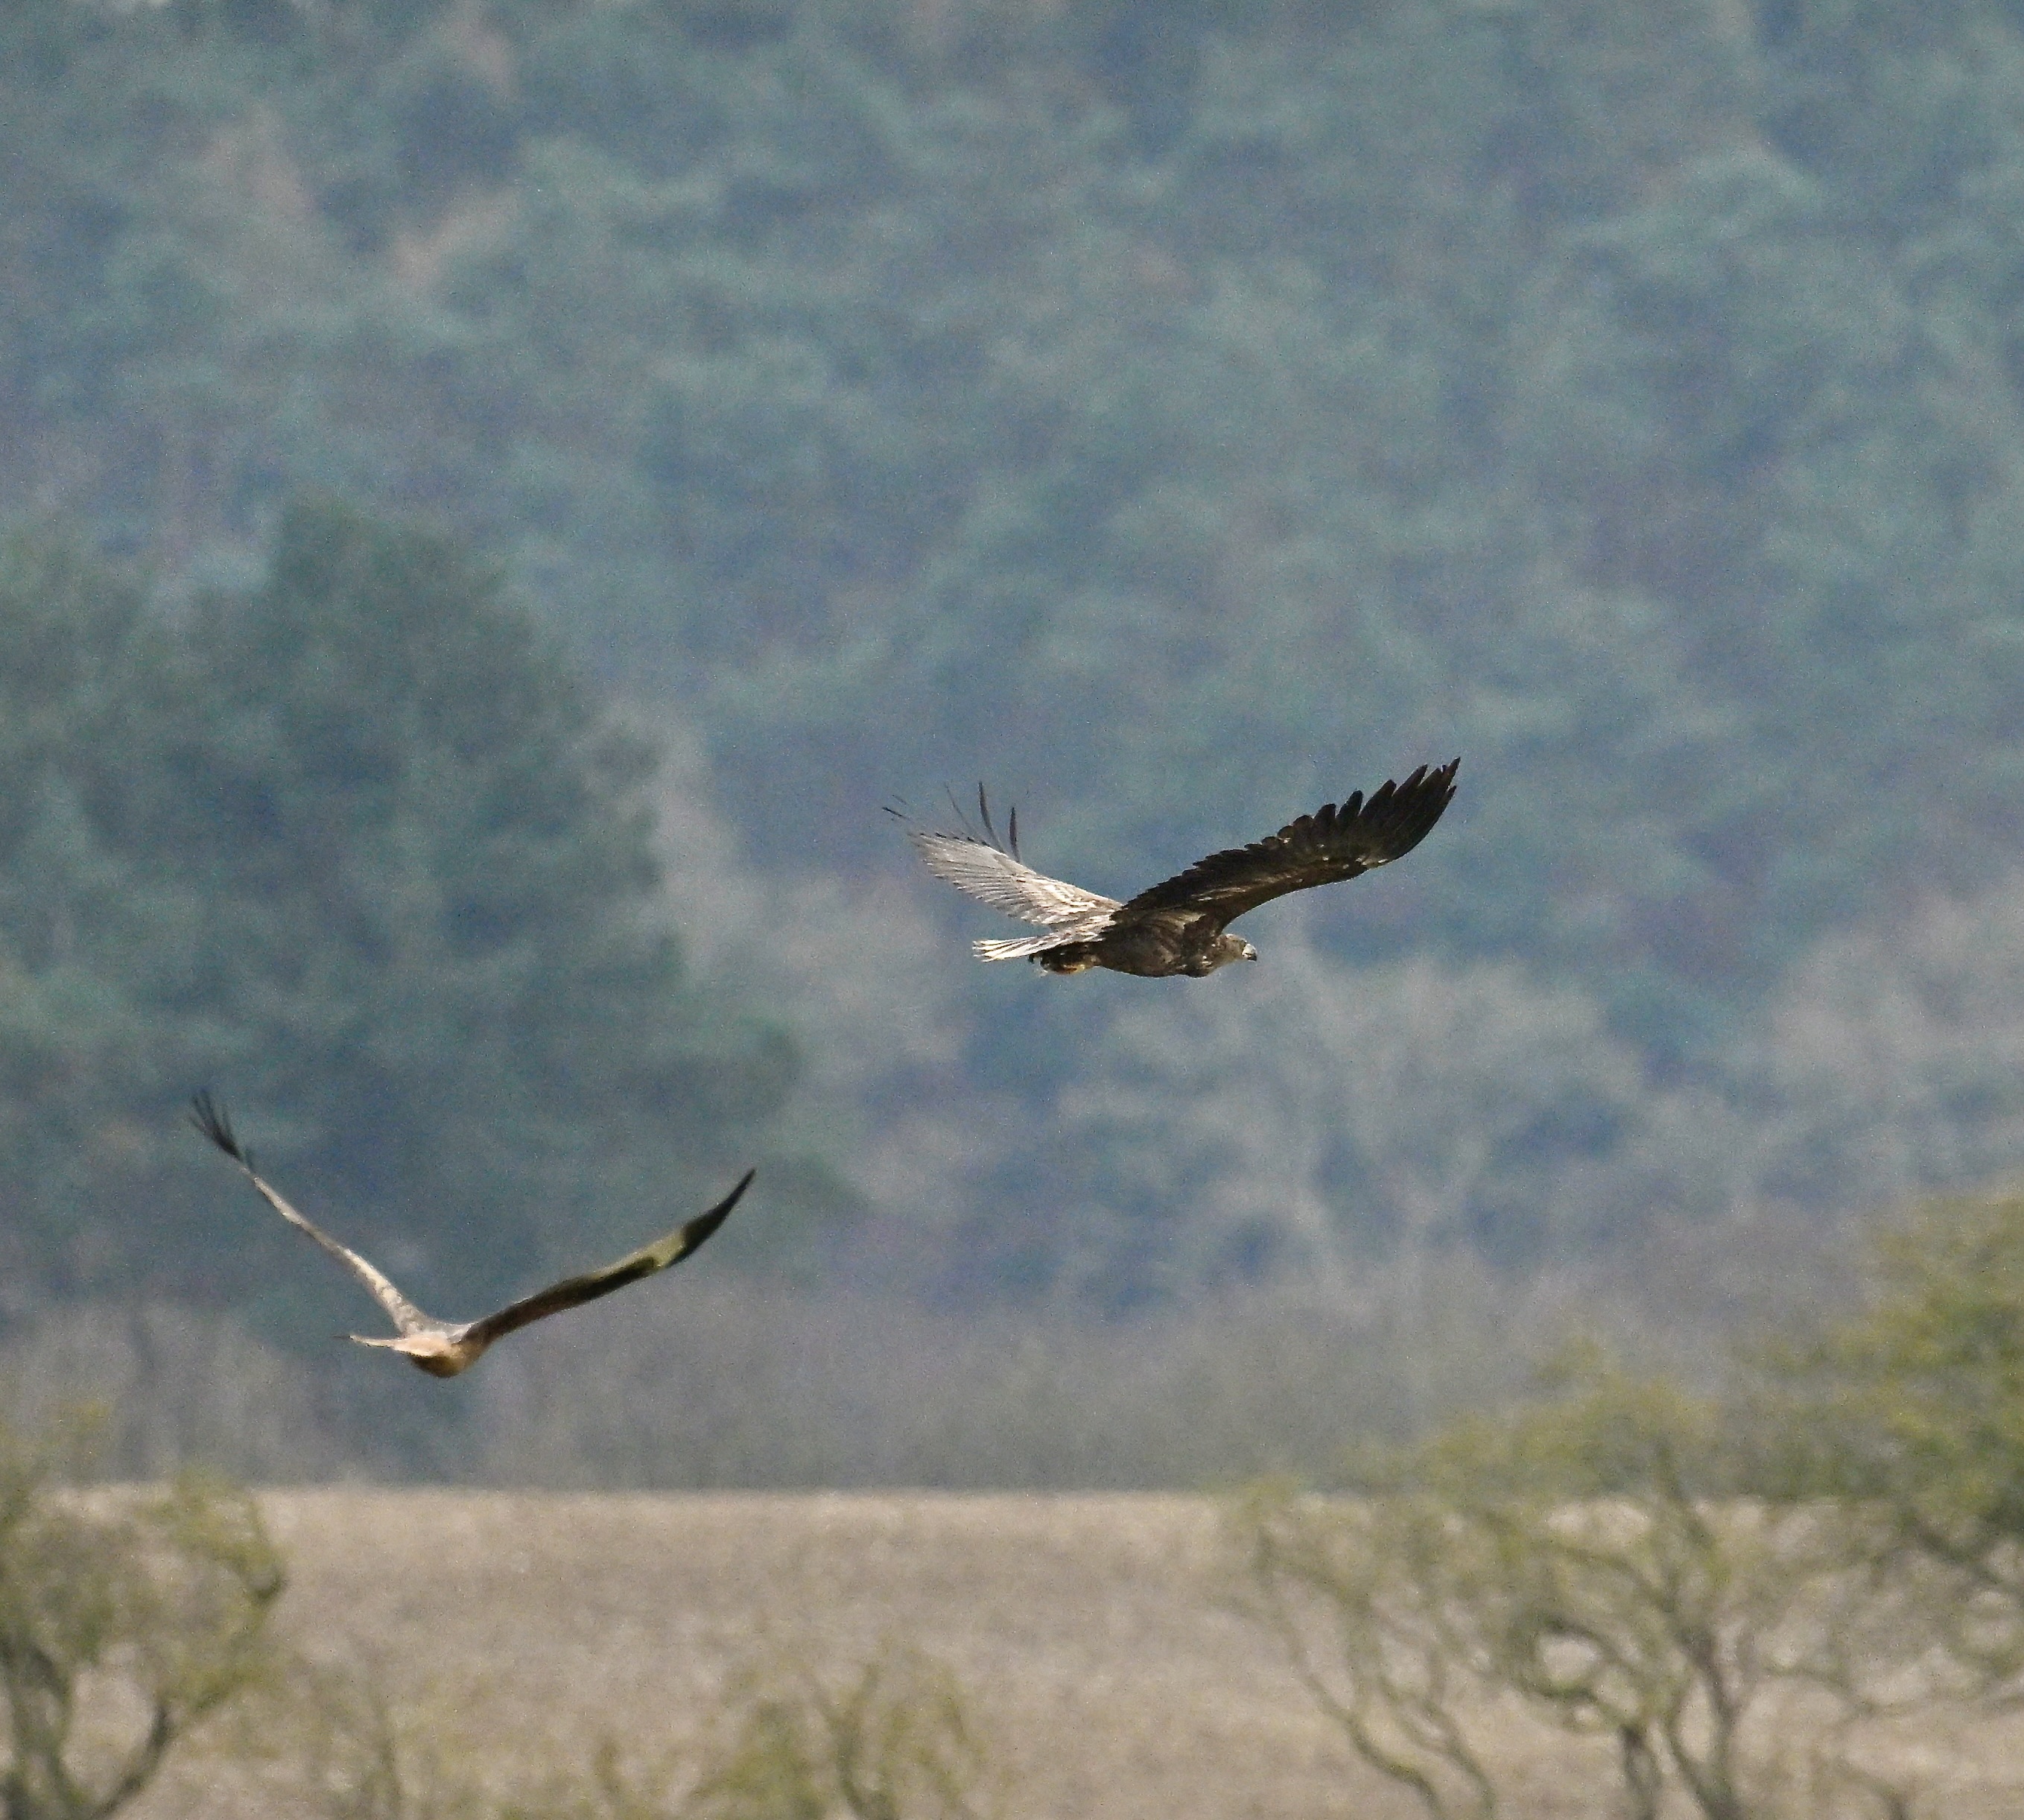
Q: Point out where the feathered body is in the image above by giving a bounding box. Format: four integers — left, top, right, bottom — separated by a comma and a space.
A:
903, 761, 1459, 978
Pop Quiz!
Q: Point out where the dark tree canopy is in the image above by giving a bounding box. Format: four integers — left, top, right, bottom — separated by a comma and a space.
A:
0, 503, 835, 1331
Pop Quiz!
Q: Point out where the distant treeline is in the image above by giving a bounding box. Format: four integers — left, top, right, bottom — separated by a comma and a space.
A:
5, 0, 2024, 1306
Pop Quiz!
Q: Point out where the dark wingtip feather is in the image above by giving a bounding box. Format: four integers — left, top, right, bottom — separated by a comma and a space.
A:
188, 1090, 256, 1175
977, 783, 1024, 859
681, 1167, 755, 1258
1357, 755, 1462, 859
911, 782, 1022, 856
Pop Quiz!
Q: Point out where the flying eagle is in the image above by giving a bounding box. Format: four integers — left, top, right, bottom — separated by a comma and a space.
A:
188, 1092, 752, 1377
900, 760, 1459, 978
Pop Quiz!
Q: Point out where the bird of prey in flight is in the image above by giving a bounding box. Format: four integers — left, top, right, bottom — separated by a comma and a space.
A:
188, 1091, 752, 1377
900, 759, 1459, 978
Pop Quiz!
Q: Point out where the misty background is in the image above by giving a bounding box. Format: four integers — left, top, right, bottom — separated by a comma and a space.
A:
0, 0, 2019, 1483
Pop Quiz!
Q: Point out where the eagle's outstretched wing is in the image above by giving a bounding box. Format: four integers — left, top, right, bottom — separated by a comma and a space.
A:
896, 788, 1119, 931
463, 1170, 754, 1348
1119, 759, 1459, 930
188, 1091, 442, 1338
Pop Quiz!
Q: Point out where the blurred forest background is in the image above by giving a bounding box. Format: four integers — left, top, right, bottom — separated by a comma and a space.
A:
2, 0, 2023, 1483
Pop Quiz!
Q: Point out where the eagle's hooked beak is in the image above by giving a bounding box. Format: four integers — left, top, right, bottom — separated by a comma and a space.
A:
1243, 942, 1258, 961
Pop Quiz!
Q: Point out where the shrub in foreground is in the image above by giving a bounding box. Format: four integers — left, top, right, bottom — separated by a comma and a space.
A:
1234, 1356, 1965, 1820
281, 1640, 997, 1820
0, 1407, 284, 1820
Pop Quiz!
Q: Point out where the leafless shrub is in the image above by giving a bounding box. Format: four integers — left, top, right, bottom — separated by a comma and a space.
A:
1236, 1483, 1497, 1820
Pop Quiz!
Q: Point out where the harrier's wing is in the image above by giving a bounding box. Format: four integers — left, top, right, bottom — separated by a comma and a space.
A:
188, 1092, 440, 1338
463, 1169, 754, 1348
1120, 759, 1459, 930
898, 788, 1118, 930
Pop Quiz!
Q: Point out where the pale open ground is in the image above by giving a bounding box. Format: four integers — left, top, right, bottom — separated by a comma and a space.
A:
133, 1491, 2024, 1820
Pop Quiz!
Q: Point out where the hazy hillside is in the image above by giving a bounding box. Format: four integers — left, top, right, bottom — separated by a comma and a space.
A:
3, 0, 2024, 1471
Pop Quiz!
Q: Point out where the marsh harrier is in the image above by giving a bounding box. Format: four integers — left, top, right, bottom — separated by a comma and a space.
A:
188, 1092, 752, 1377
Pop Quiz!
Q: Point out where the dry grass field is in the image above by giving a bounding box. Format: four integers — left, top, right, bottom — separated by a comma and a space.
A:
127, 1491, 2024, 1820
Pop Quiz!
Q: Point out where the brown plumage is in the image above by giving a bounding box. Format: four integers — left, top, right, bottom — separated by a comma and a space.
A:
901, 760, 1459, 978
188, 1092, 752, 1377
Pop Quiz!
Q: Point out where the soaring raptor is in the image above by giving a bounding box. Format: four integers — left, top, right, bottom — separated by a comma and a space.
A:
901, 760, 1459, 978
188, 1092, 752, 1377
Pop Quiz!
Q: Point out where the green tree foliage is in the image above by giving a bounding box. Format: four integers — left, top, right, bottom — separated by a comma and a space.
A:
0, 536, 206, 1309
156, 501, 805, 1309
0, 1407, 284, 1820
10, 0, 2024, 1296
0, 503, 827, 1342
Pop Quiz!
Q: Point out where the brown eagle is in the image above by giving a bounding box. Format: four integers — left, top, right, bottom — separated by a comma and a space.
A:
188, 1092, 752, 1377
901, 759, 1459, 978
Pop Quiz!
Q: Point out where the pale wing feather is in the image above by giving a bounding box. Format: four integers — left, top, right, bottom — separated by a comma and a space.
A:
974, 930, 1081, 963
258, 1180, 443, 1339
188, 1093, 444, 1338
907, 830, 1118, 930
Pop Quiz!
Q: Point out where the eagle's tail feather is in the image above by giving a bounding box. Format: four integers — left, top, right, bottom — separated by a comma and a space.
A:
973, 932, 1068, 963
